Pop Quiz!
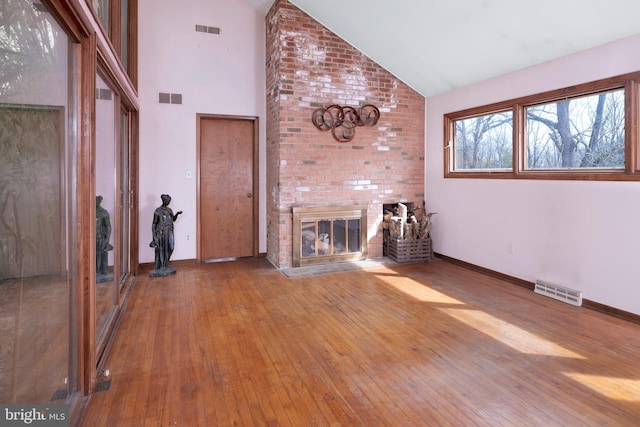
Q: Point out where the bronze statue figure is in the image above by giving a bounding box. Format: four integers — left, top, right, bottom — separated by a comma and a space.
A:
149, 194, 182, 277
96, 195, 114, 283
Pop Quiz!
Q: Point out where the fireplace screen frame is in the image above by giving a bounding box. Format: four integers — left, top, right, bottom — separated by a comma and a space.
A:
292, 205, 368, 267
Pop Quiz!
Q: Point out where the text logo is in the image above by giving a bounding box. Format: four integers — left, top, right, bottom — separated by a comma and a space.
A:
1, 405, 69, 426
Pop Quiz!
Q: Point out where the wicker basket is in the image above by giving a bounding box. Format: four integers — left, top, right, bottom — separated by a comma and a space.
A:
388, 238, 432, 263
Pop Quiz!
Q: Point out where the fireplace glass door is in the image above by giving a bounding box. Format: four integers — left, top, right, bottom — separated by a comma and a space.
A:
293, 206, 367, 267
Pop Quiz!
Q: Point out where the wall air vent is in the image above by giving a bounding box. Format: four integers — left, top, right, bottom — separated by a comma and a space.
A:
196, 24, 221, 35
534, 280, 583, 306
159, 92, 183, 105
96, 88, 112, 100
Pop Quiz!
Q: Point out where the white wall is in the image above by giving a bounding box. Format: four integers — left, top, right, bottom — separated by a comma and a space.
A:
426, 34, 640, 315
138, 0, 267, 263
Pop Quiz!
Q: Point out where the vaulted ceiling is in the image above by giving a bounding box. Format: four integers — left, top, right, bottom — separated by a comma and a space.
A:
247, 0, 640, 97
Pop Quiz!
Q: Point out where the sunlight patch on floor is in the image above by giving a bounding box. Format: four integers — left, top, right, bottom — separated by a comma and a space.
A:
375, 275, 464, 304
564, 373, 640, 401
440, 308, 585, 359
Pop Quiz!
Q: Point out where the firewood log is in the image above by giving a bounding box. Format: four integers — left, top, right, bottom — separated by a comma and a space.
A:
408, 215, 419, 240
398, 203, 408, 239
389, 216, 403, 240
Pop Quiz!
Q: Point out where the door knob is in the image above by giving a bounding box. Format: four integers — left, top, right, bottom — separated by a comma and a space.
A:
247, 193, 253, 198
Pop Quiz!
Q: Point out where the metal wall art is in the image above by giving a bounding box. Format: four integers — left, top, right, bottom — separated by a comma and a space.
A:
312, 104, 380, 142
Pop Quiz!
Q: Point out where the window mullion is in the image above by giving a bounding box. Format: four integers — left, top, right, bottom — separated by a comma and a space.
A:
513, 104, 524, 176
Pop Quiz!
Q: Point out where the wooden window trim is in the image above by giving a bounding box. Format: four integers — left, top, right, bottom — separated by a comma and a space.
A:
127, 0, 138, 88
86, 0, 138, 91
444, 71, 640, 181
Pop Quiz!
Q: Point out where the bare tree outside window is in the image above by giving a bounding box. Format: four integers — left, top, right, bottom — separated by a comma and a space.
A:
525, 90, 625, 169
453, 111, 513, 170
444, 74, 640, 180
0, 0, 59, 98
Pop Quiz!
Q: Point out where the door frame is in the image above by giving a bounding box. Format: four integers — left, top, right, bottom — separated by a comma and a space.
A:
195, 114, 259, 261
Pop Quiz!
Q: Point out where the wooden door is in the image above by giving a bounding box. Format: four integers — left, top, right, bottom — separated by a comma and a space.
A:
198, 116, 256, 261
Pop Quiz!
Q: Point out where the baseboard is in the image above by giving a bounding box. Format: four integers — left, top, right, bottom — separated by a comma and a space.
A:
139, 254, 266, 271
434, 252, 640, 326
581, 299, 640, 325
139, 258, 198, 271
434, 253, 534, 290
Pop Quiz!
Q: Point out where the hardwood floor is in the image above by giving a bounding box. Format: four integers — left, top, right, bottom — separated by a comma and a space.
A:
79, 258, 640, 426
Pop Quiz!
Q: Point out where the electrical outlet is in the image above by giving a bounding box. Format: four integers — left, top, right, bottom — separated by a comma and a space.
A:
186, 234, 190, 241
507, 242, 514, 254
186, 170, 192, 179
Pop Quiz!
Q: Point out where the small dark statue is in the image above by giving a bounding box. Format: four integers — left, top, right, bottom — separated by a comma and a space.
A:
96, 195, 114, 283
149, 194, 182, 277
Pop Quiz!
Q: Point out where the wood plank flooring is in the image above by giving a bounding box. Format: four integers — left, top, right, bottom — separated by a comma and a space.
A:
79, 258, 640, 426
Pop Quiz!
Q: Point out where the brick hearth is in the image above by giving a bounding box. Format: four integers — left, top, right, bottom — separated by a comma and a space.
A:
266, 0, 425, 269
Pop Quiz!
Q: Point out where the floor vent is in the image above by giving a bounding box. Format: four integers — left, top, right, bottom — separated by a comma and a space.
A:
534, 280, 582, 306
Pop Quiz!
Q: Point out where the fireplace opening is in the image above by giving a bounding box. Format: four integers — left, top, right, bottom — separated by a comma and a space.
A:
292, 206, 367, 267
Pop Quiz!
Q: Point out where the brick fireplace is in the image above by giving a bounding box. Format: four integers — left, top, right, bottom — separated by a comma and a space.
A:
266, 0, 425, 269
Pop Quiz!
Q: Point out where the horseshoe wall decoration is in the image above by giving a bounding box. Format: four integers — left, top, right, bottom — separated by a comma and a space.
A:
311, 104, 380, 142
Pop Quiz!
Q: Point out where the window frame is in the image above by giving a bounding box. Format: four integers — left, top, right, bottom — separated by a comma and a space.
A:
88, 0, 138, 87
444, 71, 640, 181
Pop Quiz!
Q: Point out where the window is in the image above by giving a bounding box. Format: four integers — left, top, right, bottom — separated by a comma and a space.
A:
91, 0, 137, 84
453, 110, 513, 171
0, 0, 77, 404
525, 90, 625, 170
93, 0, 110, 33
95, 71, 118, 347
120, 0, 129, 69
444, 73, 640, 180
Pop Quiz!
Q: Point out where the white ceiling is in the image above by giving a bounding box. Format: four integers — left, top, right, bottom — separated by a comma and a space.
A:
248, 0, 640, 97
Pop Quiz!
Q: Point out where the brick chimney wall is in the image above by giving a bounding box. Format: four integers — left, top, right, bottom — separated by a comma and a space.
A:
266, 0, 425, 269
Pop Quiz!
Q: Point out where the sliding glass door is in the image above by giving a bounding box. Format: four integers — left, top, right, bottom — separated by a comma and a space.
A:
0, 0, 77, 404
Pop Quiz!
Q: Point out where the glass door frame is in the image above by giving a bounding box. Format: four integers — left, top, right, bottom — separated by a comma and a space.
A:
34, 2, 139, 423
93, 62, 138, 368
